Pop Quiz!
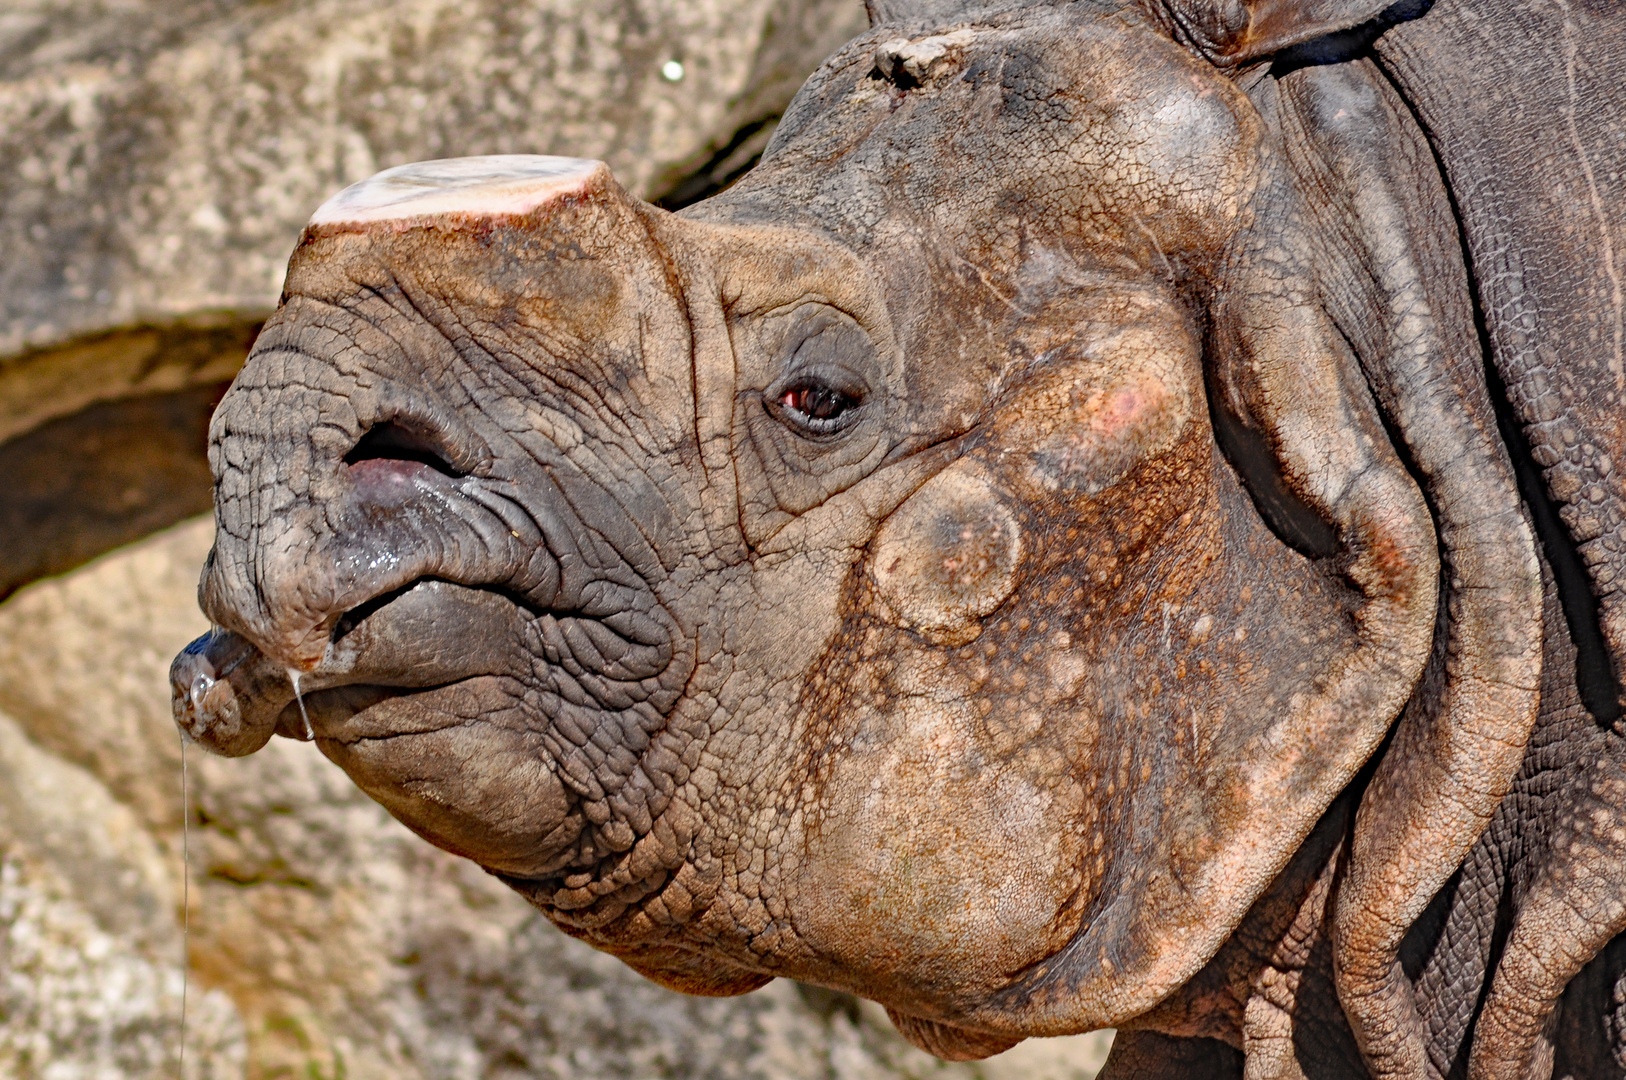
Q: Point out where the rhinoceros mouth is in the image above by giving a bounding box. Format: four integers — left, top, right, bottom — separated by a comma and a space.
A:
173, 579, 518, 748
175, 574, 683, 754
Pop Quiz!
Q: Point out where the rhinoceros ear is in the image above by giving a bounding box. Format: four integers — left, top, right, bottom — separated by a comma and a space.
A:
1151, 0, 1395, 65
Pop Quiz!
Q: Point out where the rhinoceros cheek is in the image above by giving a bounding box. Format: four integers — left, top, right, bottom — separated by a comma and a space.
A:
316, 681, 580, 879
867, 468, 1021, 647
793, 681, 1086, 1008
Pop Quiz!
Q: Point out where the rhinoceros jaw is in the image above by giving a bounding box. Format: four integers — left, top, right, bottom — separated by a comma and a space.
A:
309, 154, 607, 227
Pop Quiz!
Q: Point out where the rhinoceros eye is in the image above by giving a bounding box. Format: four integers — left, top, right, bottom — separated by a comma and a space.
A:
762, 306, 876, 440
780, 381, 860, 425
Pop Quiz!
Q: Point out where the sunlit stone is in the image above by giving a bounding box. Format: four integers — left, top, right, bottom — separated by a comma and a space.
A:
309, 155, 605, 227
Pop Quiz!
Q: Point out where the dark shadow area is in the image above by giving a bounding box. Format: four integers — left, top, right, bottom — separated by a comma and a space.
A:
1098, 1030, 1244, 1079
1552, 931, 1626, 1080
0, 381, 230, 601
1484, 359, 1625, 723
1270, 0, 1434, 77
653, 116, 779, 210
1207, 397, 1340, 560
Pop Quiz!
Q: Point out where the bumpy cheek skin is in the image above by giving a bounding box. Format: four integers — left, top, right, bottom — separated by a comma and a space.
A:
795, 668, 1085, 1004
795, 307, 1198, 1011
867, 467, 1022, 645
1028, 373, 1176, 494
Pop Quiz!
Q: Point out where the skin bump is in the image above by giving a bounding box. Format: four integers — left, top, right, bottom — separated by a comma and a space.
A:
868, 467, 1022, 643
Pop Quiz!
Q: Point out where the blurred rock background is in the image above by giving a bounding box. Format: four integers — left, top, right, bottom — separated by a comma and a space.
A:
0, 0, 1115, 1076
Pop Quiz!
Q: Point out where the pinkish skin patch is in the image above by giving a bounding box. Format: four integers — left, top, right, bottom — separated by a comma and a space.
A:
1087, 381, 1161, 433
308, 154, 605, 229
1052, 378, 1166, 459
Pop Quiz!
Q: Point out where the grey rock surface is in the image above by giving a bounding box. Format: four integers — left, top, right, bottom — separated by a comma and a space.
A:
0, 843, 245, 1080
0, 518, 1113, 1077
0, 0, 869, 437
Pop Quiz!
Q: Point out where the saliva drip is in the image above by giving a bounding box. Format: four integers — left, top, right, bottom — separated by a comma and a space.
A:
288, 668, 314, 741
177, 729, 191, 1077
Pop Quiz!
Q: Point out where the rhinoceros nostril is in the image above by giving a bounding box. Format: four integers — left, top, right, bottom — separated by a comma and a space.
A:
344, 420, 463, 478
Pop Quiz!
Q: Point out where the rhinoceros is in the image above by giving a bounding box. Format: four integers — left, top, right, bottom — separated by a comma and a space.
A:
168, 0, 1626, 1075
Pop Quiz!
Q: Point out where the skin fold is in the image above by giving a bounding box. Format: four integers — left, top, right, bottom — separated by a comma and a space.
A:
169, 0, 1626, 1076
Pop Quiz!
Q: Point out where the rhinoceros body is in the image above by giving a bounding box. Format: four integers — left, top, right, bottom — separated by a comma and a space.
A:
171, 0, 1626, 1076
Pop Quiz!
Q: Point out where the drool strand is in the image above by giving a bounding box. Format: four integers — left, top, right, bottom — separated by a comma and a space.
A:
288, 668, 314, 741
178, 730, 191, 1078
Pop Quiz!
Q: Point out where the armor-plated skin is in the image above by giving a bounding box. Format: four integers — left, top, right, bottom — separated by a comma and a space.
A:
170, 1, 1626, 1077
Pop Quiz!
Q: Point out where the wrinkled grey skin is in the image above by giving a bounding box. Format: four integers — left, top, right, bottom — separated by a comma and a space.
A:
171, 0, 1626, 1077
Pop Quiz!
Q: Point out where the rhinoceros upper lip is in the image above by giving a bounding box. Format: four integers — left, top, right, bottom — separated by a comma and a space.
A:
297, 577, 534, 690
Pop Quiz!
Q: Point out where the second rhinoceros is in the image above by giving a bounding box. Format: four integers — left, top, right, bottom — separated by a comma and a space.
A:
171, 0, 1626, 1075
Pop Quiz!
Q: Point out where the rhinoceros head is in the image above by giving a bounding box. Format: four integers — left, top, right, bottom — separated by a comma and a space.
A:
174, 0, 1501, 1059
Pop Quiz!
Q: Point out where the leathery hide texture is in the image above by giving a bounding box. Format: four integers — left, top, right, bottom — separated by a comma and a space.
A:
169, 1, 1626, 1077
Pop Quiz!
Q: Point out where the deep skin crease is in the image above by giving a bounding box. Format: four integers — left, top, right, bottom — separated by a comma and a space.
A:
170, 0, 1626, 1077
